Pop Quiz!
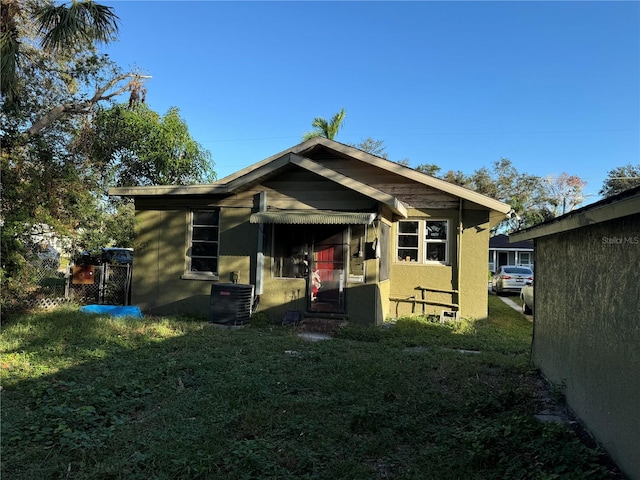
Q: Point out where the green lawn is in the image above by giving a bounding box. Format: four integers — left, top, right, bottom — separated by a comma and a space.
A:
1, 297, 616, 479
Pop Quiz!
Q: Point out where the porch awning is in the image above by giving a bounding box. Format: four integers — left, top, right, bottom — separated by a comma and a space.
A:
249, 210, 376, 225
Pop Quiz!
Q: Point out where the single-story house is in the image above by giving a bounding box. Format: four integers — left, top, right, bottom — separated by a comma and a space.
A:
488, 233, 534, 273
110, 138, 510, 325
511, 185, 640, 480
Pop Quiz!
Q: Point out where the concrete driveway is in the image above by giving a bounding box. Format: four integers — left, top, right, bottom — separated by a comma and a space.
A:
489, 282, 533, 321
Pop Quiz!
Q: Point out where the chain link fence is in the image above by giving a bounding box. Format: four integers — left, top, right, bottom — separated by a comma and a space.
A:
10, 246, 132, 310
68, 264, 132, 306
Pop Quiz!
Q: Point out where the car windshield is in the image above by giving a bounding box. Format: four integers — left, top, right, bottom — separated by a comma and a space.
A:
503, 267, 532, 274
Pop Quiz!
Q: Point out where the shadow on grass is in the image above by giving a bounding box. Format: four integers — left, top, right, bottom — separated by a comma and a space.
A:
1, 302, 618, 480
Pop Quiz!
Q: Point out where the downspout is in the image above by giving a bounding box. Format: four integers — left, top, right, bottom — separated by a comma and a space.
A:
457, 199, 462, 312
255, 192, 267, 296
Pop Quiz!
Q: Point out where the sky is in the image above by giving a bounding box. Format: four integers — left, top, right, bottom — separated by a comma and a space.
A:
98, 0, 639, 202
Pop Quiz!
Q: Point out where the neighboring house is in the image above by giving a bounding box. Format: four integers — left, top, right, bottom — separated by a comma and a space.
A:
511, 186, 640, 480
488, 233, 534, 273
109, 138, 510, 325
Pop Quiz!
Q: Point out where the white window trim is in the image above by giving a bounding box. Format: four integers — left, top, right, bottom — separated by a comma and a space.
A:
396, 220, 420, 263
424, 219, 449, 265
396, 219, 450, 265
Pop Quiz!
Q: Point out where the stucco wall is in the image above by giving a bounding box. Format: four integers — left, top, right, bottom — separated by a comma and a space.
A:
131, 203, 493, 326
387, 207, 490, 320
458, 209, 491, 320
132, 207, 255, 317
533, 213, 640, 480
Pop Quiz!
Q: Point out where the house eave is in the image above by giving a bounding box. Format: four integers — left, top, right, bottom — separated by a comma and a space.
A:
108, 137, 510, 222
109, 184, 229, 197
511, 186, 640, 242
217, 137, 511, 216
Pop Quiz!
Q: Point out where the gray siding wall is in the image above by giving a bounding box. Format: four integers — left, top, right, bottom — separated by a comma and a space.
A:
534, 213, 640, 480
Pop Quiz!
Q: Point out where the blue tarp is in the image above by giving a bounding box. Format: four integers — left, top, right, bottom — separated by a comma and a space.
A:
80, 305, 143, 318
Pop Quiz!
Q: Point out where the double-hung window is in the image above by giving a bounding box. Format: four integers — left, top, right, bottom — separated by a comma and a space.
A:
424, 220, 448, 263
397, 219, 449, 264
397, 221, 420, 262
188, 209, 220, 276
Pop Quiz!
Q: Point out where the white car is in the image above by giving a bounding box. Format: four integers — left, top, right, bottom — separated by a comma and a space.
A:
520, 281, 534, 315
492, 266, 534, 295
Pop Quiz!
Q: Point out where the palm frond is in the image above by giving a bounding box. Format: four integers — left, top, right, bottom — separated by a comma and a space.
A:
37, 0, 119, 52
0, 30, 21, 102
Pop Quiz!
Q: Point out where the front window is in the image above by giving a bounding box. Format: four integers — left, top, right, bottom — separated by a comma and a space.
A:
189, 209, 219, 275
397, 219, 449, 264
271, 224, 309, 278
397, 221, 419, 262
425, 220, 448, 263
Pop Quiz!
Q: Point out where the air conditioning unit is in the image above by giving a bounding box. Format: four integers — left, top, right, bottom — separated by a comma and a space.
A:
209, 283, 255, 325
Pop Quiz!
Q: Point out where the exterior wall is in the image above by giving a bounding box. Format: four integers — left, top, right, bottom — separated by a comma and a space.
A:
387, 207, 490, 320
128, 161, 497, 326
388, 208, 458, 318
378, 279, 391, 324
458, 208, 491, 320
132, 206, 255, 317
533, 214, 640, 480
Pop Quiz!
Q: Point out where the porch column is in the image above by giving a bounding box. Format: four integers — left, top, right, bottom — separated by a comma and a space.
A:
255, 192, 267, 295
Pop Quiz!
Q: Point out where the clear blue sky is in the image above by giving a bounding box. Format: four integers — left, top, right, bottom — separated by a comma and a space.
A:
100, 1, 639, 202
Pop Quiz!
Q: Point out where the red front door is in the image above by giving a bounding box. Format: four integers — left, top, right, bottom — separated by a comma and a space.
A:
309, 228, 346, 313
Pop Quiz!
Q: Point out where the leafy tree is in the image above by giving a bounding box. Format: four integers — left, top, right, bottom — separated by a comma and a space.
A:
77, 103, 215, 188
1, 0, 125, 262
543, 172, 587, 216
1, 0, 119, 106
414, 163, 441, 176
351, 137, 388, 158
441, 170, 471, 187
302, 107, 346, 141
0, 1, 212, 314
599, 164, 640, 197
467, 159, 552, 232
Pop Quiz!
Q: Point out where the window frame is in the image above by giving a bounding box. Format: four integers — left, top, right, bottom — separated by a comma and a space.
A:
424, 219, 449, 264
396, 219, 450, 265
182, 208, 220, 280
396, 220, 420, 262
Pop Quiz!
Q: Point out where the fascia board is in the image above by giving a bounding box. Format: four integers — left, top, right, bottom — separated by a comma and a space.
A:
215, 137, 327, 184
223, 153, 294, 191
306, 139, 512, 215
511, 192, 640, 241
109, 184, 228, 196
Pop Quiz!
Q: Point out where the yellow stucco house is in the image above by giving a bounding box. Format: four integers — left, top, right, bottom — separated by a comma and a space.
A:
109, 138, 510, 325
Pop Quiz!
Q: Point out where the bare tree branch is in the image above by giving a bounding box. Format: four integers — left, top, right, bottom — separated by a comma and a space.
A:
24, 72, 149, 139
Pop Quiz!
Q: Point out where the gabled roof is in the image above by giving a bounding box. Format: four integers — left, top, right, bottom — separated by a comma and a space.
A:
228, 152, 408, 217
109, 137, 510, 220
216, 137, 511, 215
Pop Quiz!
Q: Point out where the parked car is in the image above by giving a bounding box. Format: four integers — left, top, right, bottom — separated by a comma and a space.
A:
74, 248, 134, 266
101, 248, 133, 265
520, 280, 534, 314
491, 266, 534, 295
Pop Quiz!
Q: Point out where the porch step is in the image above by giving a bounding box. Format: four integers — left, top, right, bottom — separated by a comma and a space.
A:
299, 317, 347, 334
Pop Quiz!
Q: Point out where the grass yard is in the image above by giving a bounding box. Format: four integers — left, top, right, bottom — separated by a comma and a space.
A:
1, 296, 619, 479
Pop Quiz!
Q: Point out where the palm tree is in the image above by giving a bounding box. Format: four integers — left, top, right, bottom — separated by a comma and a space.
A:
302, 107, 346, 141
1, 0, 119, 105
